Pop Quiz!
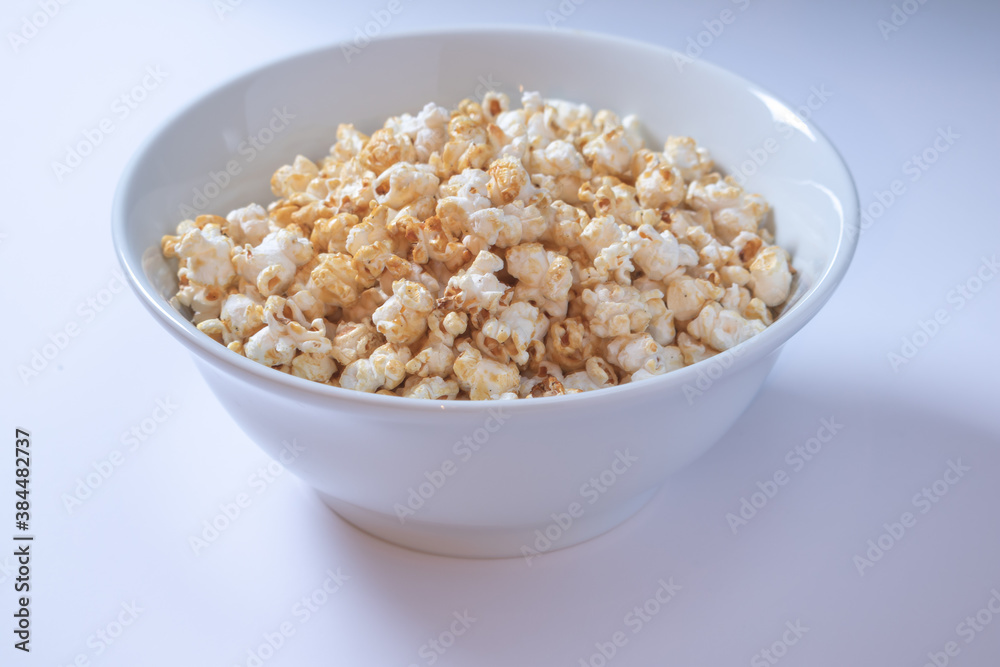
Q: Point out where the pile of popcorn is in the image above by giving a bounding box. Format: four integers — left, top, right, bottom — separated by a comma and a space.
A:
161, 91, 793, 400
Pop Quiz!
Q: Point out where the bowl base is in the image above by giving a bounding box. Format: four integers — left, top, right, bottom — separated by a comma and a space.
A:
318, 488, 659, 559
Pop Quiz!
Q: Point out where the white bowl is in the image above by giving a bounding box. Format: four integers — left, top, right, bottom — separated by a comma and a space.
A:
112, 27, 858, 558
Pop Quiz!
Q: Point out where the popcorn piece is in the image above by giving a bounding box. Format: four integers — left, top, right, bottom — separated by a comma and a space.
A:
577, 215, 633, 285
487, 154, 538, 206
219, 292, 264, 344
545, 316, 596, 372
439, 251, 508, 316
453, 347, 520, 400
583, 125, 634, 177
581, 283, 651, 337
310, 212, 359, 254
173, 224, 236, 289
330, 124, 369, 163
476, 301, 549, 366
506, 243, 573, 317
666, 276, 724, 321
686, 301, 766, 351
271, 155, 319, 198
372, 279, 435, 345
291, 352, 337, 383
749, 245, 793, 307
225, 203, 271, 247
635, 163, 686, 210
628, 224, 694, 281
664, 136, 713, 182
261, 296, 332, 355
171, 284, 226, 323
385, 103, 450, 162
676, 331, 718, 365
403, 375, 460, 400
359, 127, 416, 176
233, 229, 313, 297
306, 252, 374, 308
330, 321, 382, 366
373, 162, 440, 209
687, 174, 769, 244
340, 342, 411, 392
466, 206, 522, 247
562, 357, 618, 392
606, 333, 685, 382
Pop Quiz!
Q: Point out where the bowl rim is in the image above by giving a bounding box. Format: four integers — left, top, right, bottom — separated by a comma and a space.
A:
111, 24, 859, 414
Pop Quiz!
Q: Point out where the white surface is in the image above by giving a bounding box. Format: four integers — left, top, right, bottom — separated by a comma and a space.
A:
3, 0, 998, 665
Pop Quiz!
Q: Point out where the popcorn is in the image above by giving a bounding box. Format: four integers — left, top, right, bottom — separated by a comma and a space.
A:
233, 229, 313, 297
163, 93, 793, 399
225, 204, 271, 246
372, 161, 440, 209
686, 301, 766, 351
664, 136, 713, 182
271, 155, 319, 198
453, 346, 520, 400
605, 333, 684, 382
581, 283, 651, 337
372, 279, 435, 345
330, 320, 382, 366
440, 250, 507, 316
687, 174, 769, 244
403, 375, 460, 400
475, 301, 548, 366
666, 276, 724, 321
219, 292, 264, 344
563, 357, 618, 392
359, 128, 416, 176
635, 163, 686, 210
506, 243, 573, 317
340, 342, 411, 392
749, 245, 793, 307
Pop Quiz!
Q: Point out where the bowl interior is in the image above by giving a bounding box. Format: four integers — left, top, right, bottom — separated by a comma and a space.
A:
116, 27, 856, 391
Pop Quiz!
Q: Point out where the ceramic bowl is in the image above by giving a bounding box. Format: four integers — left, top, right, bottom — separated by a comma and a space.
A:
112, 27, 858, 558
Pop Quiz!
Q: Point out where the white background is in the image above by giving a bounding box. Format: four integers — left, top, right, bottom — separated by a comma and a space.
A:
4, 0, 999, 665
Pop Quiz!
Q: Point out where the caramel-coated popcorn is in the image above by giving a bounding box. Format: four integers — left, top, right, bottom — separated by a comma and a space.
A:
162, 92, 794, 399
